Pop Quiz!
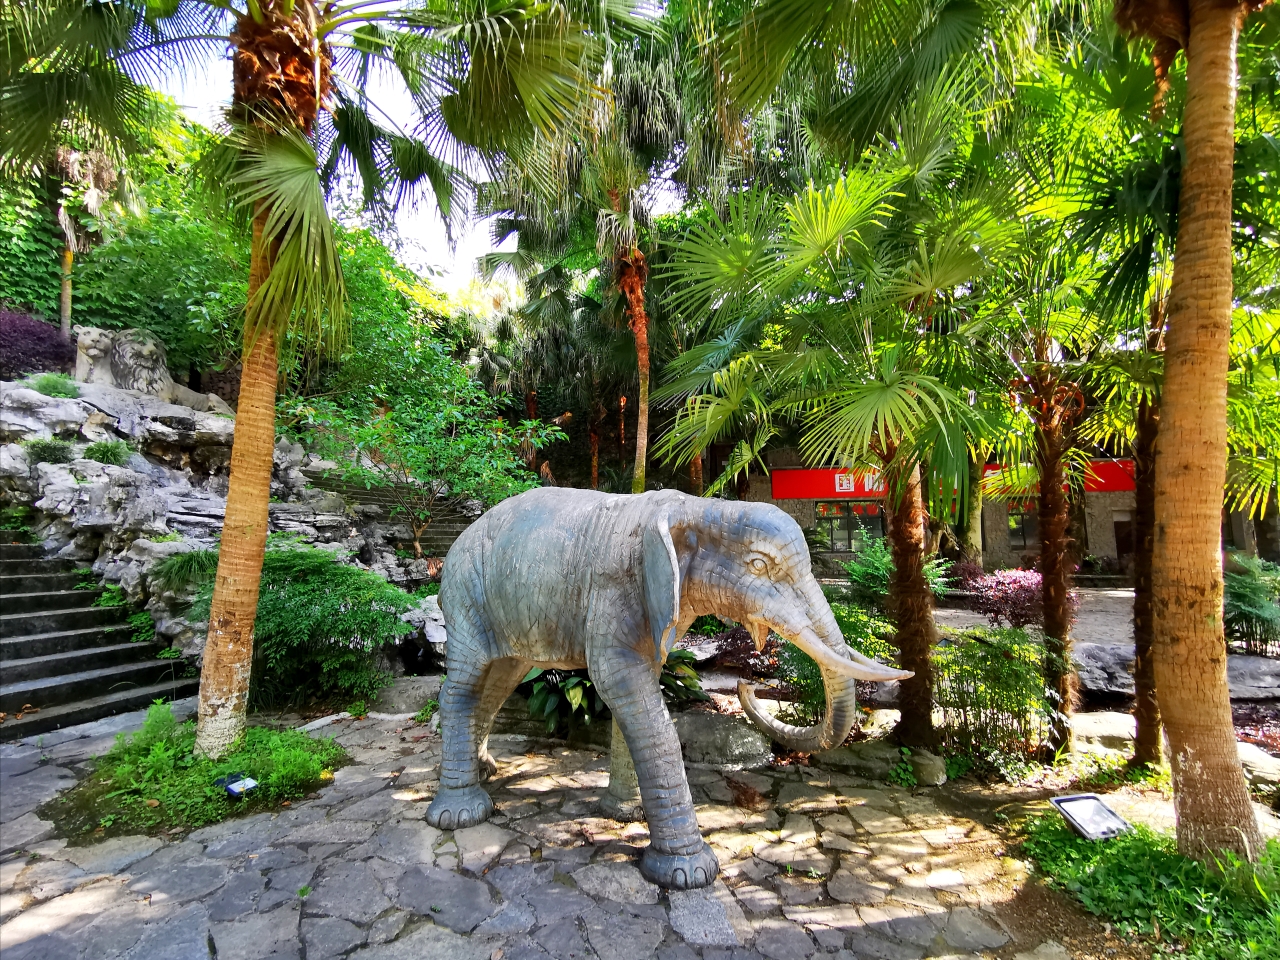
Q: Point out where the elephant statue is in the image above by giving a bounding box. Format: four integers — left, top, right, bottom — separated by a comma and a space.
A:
424, 488, 911, 889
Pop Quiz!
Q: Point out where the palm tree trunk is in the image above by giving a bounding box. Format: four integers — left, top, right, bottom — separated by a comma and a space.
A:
961, 454, 983, 566
886, 463, 936, 747
589, 416, 600, 490
618, 250, 651, 494
1037, 427, 1076, 755
1151, 0, 1263, 862
691, 451, 703, 496
59, 246, 73, 342
1132, 395, 1162, 766
194, 208, 277, 759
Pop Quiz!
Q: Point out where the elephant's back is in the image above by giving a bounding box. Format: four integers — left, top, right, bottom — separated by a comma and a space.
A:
442, 488, 624, 636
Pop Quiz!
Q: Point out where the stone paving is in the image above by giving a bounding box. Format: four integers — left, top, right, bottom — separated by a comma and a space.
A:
2, 707, 1089, 960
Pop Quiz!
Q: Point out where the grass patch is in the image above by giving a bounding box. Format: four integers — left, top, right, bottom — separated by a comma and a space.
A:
42, 702, 345, 841
25, 372, 79, 398
1020, 813, 1280, 959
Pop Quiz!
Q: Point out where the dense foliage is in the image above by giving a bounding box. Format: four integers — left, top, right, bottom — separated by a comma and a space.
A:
1224, 553, 1280, 657
838, 540, 951, 613
83, 439, 130, 466
934, 628, 1052, 762
0, 311, 74, 380
1022, 814, 1280, 960
182, 541, 415, 707
43, 702, 344, 836
22, 437, 74, 464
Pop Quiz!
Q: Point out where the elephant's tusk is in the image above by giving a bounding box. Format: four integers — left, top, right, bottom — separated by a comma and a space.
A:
785, 626, 914, 684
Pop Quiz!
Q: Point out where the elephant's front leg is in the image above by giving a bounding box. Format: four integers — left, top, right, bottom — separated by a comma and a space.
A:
592, 649, 718, 889
425, 657, 497, 830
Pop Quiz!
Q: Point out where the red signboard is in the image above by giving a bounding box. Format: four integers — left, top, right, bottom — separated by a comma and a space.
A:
773, 460, 1136, 500
771, 468, 886, 500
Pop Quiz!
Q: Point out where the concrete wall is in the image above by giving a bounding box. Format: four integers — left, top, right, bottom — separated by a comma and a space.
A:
1083, 490, 1136, 563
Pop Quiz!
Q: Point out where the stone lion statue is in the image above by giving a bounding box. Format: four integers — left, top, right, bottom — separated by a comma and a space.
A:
74, 326, 235, 416
73, 325, 116, 385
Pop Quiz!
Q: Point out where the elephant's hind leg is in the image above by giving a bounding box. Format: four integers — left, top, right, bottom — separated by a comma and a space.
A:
474, 657, 530, 781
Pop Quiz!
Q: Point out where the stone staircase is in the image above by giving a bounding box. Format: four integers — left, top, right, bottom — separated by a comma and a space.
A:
0, 544, 198, 739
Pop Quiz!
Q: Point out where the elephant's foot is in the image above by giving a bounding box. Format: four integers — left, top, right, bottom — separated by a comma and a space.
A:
640, 842, 719, 890
599, 790, 646, 823
425, 784, 493, 829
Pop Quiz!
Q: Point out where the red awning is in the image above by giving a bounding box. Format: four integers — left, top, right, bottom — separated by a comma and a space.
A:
771, 468, 887, 500
771, 460, 1137, 500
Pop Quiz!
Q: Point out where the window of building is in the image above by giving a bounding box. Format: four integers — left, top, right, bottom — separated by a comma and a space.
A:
1008, 503, 1038, 550
815, 501, 884, 551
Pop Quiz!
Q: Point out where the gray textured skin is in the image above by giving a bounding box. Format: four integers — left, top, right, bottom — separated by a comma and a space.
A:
424, 487, 910, 889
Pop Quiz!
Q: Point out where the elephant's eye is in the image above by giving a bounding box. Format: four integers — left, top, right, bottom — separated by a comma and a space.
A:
748, 557, 768, 574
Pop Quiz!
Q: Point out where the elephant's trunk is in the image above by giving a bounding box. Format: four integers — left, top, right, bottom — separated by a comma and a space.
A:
737, 588, 912, 753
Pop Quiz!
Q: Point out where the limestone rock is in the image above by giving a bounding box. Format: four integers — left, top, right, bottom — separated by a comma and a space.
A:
674, 712, 773, 770
0, 385, 95, 441
907, 749, 946, 787
812, 740, 902, 779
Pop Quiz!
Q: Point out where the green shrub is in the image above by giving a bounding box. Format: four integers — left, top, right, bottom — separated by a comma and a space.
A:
22, 437, 74, 464
521, 668, 607, 734
42, 702, 344, 836
520, 652, 709, 736
143, 531, 182, 543
128, 611, 156, 643
1224, 553, 1280, 657
83, 440, 131, 466
1021, 813, 1280, 960
839, 539, 951, 612
413, 699, 439, 724
25, 372, 79, 398
188, 543, 414, 707
776, 602, 895, 723
688, 615, 724, 637
934, 627, 1051, 764
93, 584, 129, 608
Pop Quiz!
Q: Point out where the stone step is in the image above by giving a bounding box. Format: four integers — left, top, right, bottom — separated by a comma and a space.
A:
0, 544, 44, 561
0, 590, 103, 614
1, 642, 164, 684
0, 625, 135, 661
0, 557, 78, 574
0, 660, 189, 714
0, 680, 200, 739
0, 572, 84, 594
0, 605, 130, 639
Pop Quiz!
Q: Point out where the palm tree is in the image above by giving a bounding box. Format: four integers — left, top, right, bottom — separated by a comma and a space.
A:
23, 0, 602, 758
1, 0, 169, 338
1114, 0, 1270, 861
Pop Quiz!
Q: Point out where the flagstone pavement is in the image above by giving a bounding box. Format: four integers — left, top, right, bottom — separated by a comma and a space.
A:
0, 705, 1128, 960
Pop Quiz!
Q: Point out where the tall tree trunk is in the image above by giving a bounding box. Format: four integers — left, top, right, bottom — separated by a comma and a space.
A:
589, 417, 600, 491
1132, 395, 1162, 766
691, 451, 703, 496
59, 246, 73, 342
886, 463, 936, 747
1151, 0, 1262, 862
1037, 428, 1076, 755
618, 396, 627, 465
194, 208, 277, 759
523, 388, 538, 470
617, 249, 650, 494
961, 453, 984, 566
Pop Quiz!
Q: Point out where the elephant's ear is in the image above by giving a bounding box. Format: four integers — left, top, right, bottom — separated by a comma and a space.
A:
642, 513, 681, 662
